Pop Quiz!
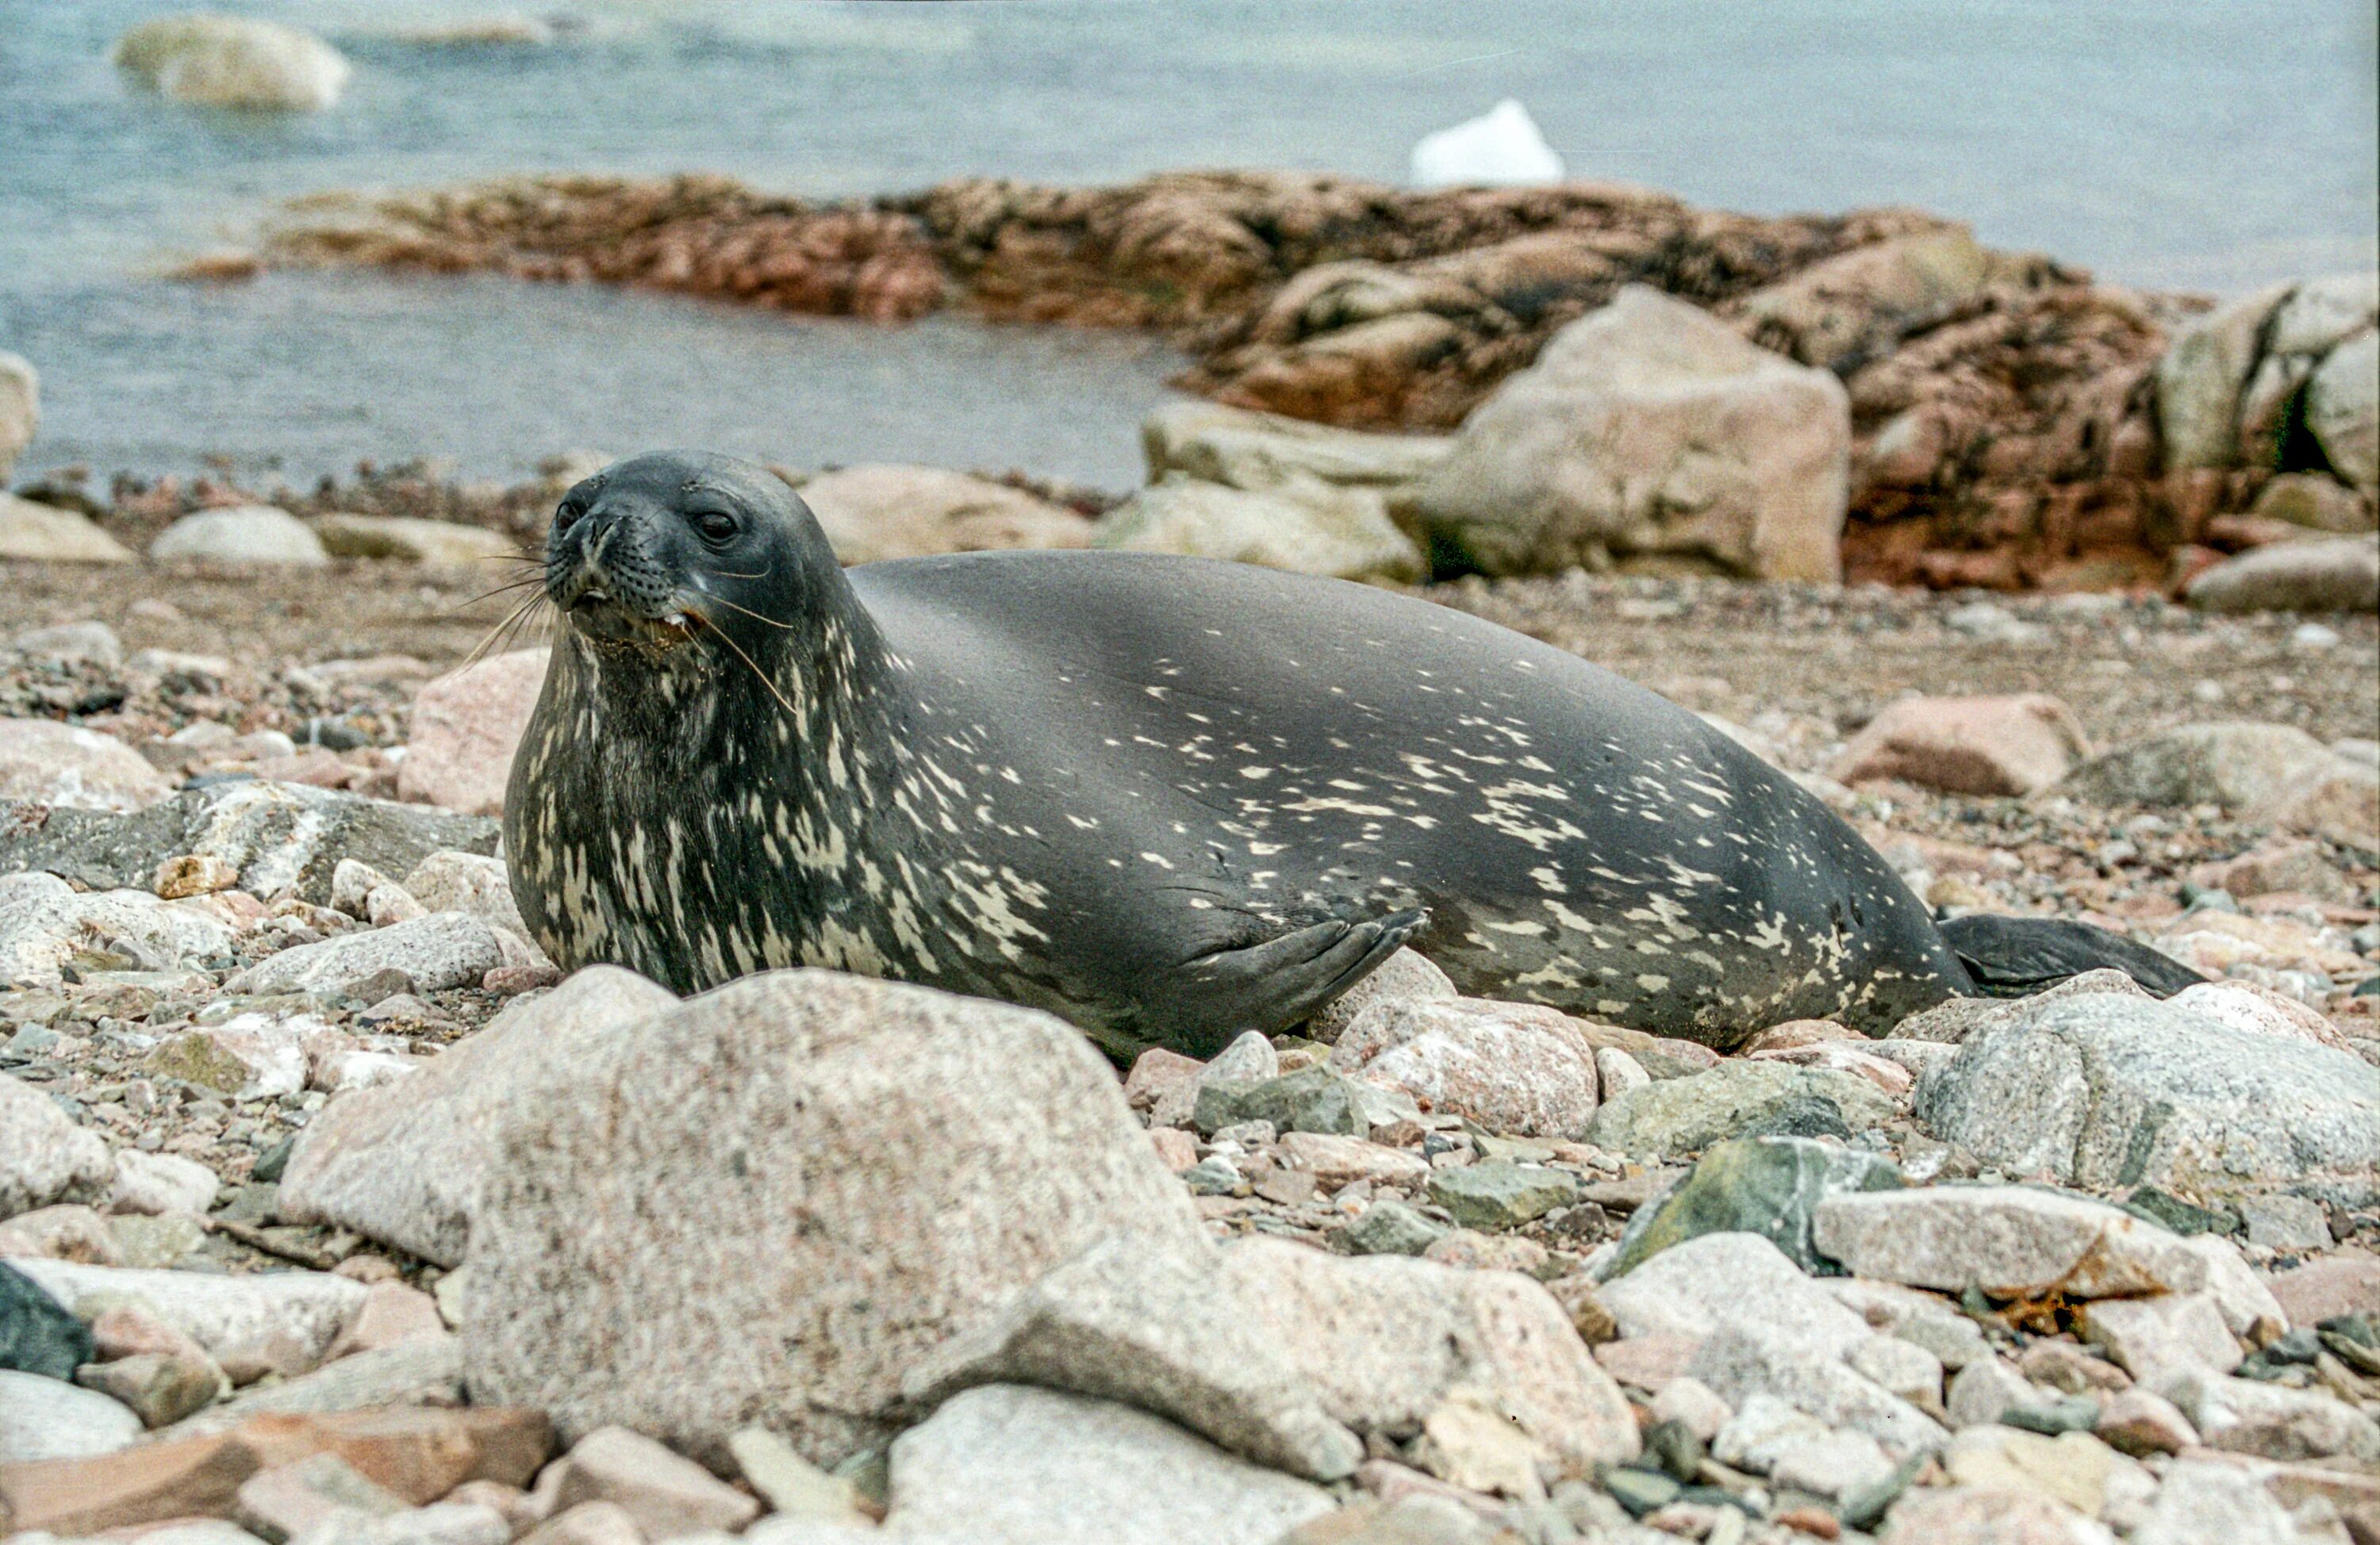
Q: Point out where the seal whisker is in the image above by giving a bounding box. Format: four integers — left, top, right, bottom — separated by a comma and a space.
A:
464, 592, 552, 669
699, 615, 800, 718
701, 592, 799, 631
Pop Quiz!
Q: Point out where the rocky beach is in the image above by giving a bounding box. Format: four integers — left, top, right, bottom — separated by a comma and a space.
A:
6, 8, 2380, 1545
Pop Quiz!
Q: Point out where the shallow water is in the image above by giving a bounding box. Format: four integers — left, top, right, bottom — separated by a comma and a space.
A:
2, 0, 2374, 483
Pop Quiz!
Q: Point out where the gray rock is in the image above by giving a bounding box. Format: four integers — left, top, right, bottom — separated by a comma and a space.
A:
2309, 326, 2378, 489
149, 506, 331, 566
463, 969, 1209, 1470
0, 493, 136, 564
794, 464, 1092, 567
881, 1385, 1334, 1545
904, 1234, 1363, 1482
1585, 1061, 1896, 1157
1889, 969, 2148, 1044
1141, 399, 1455, 496
1192, 1066, 1379, 1137
2057, 720, 2346, 812
2075, 1294, 2240, 1387
1411, 286, 1851, 581
399, 851, 528, 936
2128, 1457, 2311, 1545
1689, 1320, 1947, 1460
1, 1260, 94, 1379
1602, 1135, 1902, 1277
2159, 1367, 2380, 1462
10, 1259, 366, 1368
2, 1070, 115, 1216
0, 718, 174, 813
1944, 1357, 2063, 1429
0, 780, 497, 907
2167, 1235, 2288, 1342
1303, 947, 1456, 1045
1092, 474, 1424, 584
1329, 1200, 1449, 1257
1333, 999, 1603, 1140
1814, 1186, 2207, 1298
161, 1339, 465, 1438
228, 912, 505, 998
1425, 1162, 1579, 1230
2237, 1194, 2333, 1253
1825, 1279, 1992, 1371
1712, 1392, 1897, 1498
1911, 995, 2380, 1192
2185, 535, 2380, 614
1600, 1232, 1871, 1355
312, 515, 518, 567
0, 1367, 146, 1462
10, 620, 125, 670
281, 967, 678, 1266
1217, 1236, 1639, 1479
0, 884, 236, 988
2157, 282, 2295, 470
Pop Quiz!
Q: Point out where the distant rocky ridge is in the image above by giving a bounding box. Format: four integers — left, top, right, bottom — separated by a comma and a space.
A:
256, 171, 2378, 591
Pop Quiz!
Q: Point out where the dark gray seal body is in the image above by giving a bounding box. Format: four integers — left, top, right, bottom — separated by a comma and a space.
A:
507, 450, 1983, 1058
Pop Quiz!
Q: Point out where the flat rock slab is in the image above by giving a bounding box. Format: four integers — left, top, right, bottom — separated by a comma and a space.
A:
881, 1384, 1334, 1545
1813, 1186, 2206, 1299
1585, 1061, 1898, 1158
1911, 994, 2380, 1194
0, 782, 497, 907
228, 911, 505, 997
11, 1259, 366, 1368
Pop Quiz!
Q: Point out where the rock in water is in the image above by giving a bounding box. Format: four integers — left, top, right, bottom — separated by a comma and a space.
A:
110, 15, 353, 112
882, 1385, 1334, 1545
1409, 286, 1851, 581
1410, 99, 1564, 189
462, 969, 1207, 1469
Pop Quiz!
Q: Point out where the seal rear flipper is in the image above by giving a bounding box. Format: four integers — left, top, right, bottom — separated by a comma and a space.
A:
1937, 913, 2206, 999
1154, 907, 1428, 1057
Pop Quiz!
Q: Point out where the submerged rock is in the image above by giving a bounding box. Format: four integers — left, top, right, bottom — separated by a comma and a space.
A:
111, 15, 353, 113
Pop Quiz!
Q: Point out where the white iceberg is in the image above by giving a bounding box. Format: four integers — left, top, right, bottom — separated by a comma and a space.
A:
111, 13, 352, 113
1411, 98, 1566, 190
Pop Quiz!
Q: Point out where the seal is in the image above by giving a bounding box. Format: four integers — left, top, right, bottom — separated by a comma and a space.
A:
505, 450, 2187, 1057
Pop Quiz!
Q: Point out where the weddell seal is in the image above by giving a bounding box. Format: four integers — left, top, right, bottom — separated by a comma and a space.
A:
503, 450, 2197, 1057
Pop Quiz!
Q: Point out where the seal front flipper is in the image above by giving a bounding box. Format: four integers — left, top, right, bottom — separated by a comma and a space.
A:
1937, 913, 2206, 999
1152, 907, 1428, 1057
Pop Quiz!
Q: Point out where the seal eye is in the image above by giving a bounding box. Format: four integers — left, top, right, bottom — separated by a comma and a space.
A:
692, 510, 739, 546
555, 501, 584, 531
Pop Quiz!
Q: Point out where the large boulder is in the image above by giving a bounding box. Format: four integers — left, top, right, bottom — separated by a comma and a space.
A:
1140, 400, 1454, 496
1090, 474, 1424, 583
2308, 326, 2378, 489
148, 507, 331, 566
1914, 990, 2380, 1195
109, 14, 352, 112
282, 967, 679, 1266
0, 719, 175, 812
2184, 534, 2380, 613
2158, 282, 2296, 471
0, 494, 135, 565
462, 970, 1210, 1469
0, 780, 497, 907
793, 465, 1093, 566
1830, 693, 2090, 797
0, 352, 36, 481
1737, 229, 2004, 372
1409, 285, 1851, 581
396, 650, 548, 817
2057, 720, 2344, 812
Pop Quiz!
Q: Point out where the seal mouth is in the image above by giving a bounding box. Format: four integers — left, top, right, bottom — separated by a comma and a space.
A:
566, 588, 697, 649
